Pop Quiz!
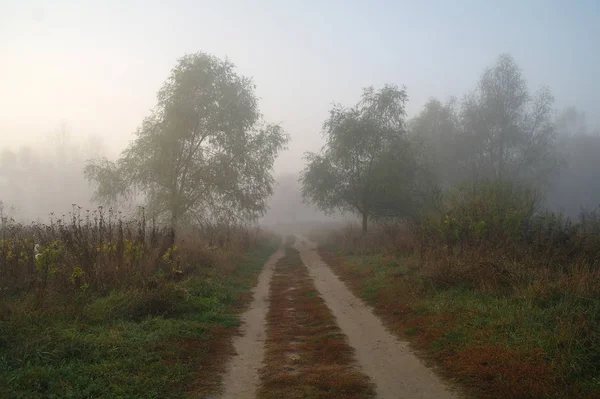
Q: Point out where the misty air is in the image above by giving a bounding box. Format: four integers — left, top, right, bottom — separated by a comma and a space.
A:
1, 2, 599, 398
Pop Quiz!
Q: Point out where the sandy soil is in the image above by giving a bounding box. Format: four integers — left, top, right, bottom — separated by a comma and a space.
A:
219, 248, 285, 399
294, 235, 457, 399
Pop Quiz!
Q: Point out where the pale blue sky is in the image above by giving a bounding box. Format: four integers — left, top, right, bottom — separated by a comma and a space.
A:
1, 0, 598, 173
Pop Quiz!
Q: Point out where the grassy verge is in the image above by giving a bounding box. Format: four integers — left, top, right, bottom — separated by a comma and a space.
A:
258, 246, 375, 399
0, 240, 278, 399
319, 247, 600, 399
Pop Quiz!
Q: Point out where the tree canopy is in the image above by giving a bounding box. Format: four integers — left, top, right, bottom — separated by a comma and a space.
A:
85, 52, 288, 231
411, 54, 561, 189
408, 97, 460, 188
301, 85, 435, 232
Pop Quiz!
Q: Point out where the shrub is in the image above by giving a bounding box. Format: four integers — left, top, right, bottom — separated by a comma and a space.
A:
418, 179, 539, 252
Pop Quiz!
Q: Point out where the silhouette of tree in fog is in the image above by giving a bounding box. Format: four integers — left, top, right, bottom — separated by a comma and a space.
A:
409, 98, 461, 188
301, 85, 435, 233
85, 52, 289, 234
412, 54, 561, 189
548, 107, 600, 216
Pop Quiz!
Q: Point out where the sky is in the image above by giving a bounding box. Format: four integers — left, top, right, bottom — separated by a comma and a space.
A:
1, 0, 599, 174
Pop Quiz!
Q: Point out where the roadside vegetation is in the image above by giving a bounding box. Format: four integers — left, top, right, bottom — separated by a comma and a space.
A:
0, 208, 279, 398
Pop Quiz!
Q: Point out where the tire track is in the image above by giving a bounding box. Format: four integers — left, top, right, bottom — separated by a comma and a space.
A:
220, 248, 285, 399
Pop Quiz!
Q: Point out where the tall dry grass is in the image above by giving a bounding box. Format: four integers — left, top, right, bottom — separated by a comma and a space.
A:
0, 205, 266, 308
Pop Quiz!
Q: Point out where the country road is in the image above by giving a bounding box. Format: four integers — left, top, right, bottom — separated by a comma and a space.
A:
220, 236, 457, 399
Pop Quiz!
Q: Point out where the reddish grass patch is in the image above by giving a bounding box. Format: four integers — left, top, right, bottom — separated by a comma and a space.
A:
258, 247, 375, 399
444, 346, 555, 399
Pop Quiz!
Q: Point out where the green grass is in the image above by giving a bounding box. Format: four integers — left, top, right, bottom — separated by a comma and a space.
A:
404, 327, 419, 336
0, 242, 278, 399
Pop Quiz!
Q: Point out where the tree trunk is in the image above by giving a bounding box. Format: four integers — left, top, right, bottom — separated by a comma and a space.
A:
362, 212, 368, 234
498, 127, 506, 178
169, 208, 178, 247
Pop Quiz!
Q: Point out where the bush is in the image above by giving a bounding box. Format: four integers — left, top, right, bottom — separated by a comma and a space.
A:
415, 179, 600, 263
417, 179, 539, 252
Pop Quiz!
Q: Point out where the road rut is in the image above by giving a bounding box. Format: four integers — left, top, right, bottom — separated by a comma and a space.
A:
220, 248, 284, 399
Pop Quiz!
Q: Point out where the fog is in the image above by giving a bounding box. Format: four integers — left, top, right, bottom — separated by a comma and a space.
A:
1, 1, 599, 224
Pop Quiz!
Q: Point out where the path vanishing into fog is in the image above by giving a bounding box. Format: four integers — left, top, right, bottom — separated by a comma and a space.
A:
220, 236, 456, 399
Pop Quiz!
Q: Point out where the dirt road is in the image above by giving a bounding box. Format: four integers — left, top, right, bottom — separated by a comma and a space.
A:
220, 237, 456, 399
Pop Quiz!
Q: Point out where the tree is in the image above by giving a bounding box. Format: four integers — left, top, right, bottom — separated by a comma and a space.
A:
301, 85, 434, 233
556, 106, 588, 137
85, 52, 288, 235
411, 54, 561, 190
460, 54, 559, 185
409, 97, 460, 187
547, 107, 600, 216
